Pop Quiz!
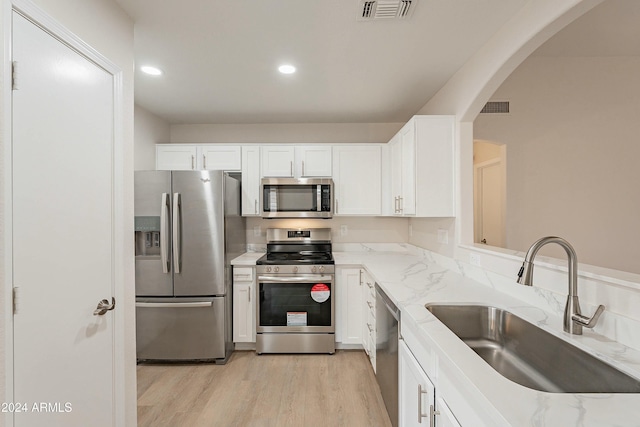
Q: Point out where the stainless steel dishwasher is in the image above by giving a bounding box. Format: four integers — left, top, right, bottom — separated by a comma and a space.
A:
375, 283, 399, 427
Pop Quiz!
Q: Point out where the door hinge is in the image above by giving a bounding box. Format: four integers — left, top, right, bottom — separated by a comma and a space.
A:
12, 61, 19, 90
12, 286, 19, 314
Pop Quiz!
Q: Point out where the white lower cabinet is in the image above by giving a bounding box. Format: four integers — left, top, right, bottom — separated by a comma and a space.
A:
400, 340, 436, 427
400, 340, 461, 427
232, 267, 256, 343
361, 269, 376, 371
435, 397, 462, 427
337, 267, 363, 345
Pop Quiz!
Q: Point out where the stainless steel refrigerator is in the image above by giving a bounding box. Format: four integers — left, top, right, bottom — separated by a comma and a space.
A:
134, 170, 245, 363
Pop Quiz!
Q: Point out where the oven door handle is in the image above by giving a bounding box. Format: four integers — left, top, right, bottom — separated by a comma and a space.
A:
258, 275, 333, 283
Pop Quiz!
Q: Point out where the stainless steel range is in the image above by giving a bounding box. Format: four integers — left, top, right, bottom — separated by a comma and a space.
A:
256, 228, 335, 354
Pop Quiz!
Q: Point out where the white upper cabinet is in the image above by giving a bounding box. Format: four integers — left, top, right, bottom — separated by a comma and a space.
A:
333, 145, 382, 215
297, 145, 332, 177
261, 146, 295, 177
388, 115, 455, 217
261, 145, 332, 178
241, 146, 261, 216
156, 144, 241, 171
156, 145, 198, 170
200, 145, 241, 171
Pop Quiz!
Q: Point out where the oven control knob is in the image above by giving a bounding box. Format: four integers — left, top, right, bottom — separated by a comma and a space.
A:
266, 266, 272, 273
293, 266, 298, 273
274, 266, 279, 273
319, 266, 325, 273
311, 266, 317, 273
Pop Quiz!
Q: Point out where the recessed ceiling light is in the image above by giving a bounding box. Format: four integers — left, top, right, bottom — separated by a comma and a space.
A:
278, 64, 296, 74
140, 65, 163, 76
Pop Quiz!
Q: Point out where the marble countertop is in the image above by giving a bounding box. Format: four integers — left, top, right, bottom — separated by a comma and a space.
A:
334, 249, 640, 427
230, 246, 640, 425
230, 252, 264, 265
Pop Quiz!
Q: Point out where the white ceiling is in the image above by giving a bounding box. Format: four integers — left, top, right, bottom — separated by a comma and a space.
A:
116, 0, 639, 125
116, 0, 528, 124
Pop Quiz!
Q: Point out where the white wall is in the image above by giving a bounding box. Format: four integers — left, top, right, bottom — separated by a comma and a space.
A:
405, 0, 640, 351
409, 0, 603, 257
170, 122, 403, 144
0, 3, 6, 417
1, 0, 135, 425
135, 104, 170, 170
474, 56, 640, 273
246, 217, 409, 246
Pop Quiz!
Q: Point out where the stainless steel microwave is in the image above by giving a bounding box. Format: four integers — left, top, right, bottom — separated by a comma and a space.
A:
260, 178, 333, 219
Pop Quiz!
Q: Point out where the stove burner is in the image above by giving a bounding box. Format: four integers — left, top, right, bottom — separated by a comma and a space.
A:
257, 228, 334, 266
256, 252, 334, 265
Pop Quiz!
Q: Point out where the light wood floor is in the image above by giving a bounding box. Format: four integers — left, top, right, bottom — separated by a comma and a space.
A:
137, 350, 392, 427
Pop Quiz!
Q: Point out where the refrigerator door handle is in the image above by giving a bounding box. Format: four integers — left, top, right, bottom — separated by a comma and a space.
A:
135, 302, 212, 308
172, 192, 182, 274
160, 193, 171, 273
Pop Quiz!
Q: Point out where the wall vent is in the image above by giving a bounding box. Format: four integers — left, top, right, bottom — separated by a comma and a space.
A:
357, 0, 417, 20
480, 101, 510, 114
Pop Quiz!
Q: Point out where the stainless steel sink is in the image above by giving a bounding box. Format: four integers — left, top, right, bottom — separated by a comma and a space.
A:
425, 304, 640, 393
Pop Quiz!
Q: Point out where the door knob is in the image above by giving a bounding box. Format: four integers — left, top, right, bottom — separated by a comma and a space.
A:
93, 297, 116, 316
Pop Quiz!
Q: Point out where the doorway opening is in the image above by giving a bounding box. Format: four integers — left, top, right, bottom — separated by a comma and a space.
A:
473, 140, 506, 247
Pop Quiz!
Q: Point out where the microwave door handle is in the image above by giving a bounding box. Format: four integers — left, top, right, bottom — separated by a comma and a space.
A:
172, 192, 181, 274
160, 193, 170, 273
317, 185, 322, 212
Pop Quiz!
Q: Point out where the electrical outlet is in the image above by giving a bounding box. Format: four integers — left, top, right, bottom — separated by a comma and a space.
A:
253, 226, 261, 237
340, 225, 348, 236
437, 229, 449, 244
469, 253, 482, 267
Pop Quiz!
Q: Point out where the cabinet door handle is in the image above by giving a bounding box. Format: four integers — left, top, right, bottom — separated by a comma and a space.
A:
398, 196, 403, 212
191, 155, 195, 170
429, 404, 440, 427
255, 199, 258, 214
203, 154, 207, 169
302, 160, 305, 176
290, 161, 293, 177
417, 384, 429, 424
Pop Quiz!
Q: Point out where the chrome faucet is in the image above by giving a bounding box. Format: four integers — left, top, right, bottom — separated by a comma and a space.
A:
516, 236, 605, 335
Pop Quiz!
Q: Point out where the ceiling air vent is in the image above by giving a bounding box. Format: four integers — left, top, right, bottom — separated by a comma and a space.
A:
480, 101, 510, 114
357, 0, 417, 21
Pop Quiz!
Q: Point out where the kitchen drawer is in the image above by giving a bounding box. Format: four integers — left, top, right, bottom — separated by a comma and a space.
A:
136, 297, 225, 360
233, 267, 254, 282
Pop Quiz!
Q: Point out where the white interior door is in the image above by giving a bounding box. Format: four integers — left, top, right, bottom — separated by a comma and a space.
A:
12, 10, 116, 426
474, 159, 505, 247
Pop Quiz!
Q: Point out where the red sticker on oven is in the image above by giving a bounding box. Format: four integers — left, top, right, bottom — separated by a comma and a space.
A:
311, 283, 330, 303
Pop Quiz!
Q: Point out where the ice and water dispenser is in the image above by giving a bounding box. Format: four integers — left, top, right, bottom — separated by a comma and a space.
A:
135, 216, 161, 256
